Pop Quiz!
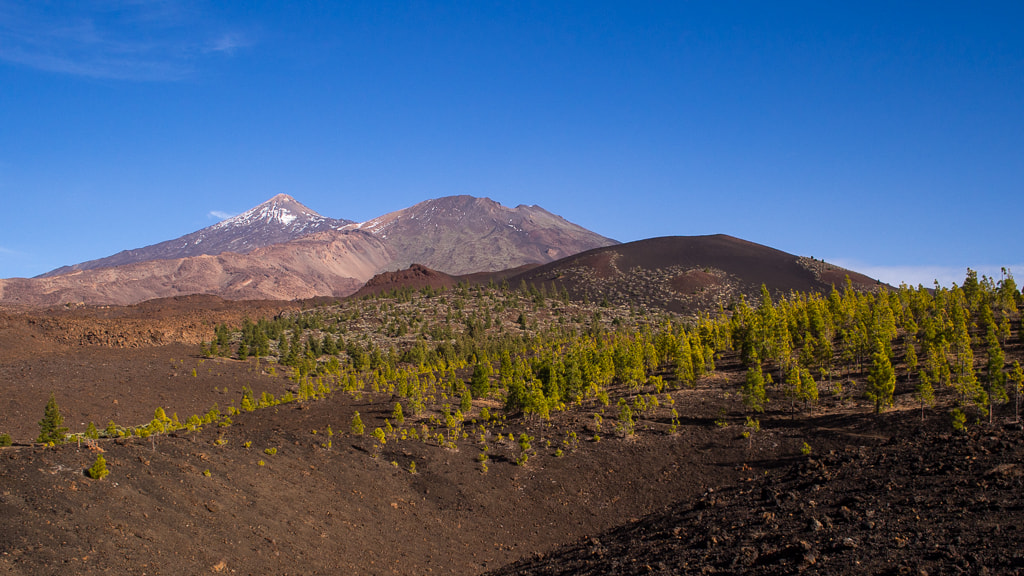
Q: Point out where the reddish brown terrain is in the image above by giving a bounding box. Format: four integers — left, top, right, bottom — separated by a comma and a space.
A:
352, 264, 462, 298
1, 228, 1020, 576
1, 195, 616, 307
1, 281, 1022, 576
0, 230, 391, 307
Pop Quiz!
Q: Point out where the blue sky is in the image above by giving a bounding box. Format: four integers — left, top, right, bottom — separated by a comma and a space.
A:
0, 2, 1021, 287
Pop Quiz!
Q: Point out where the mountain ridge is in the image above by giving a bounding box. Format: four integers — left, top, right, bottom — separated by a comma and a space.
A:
356, 195, 616, 275
3, 195, 617, 306
39, 194, 353, 278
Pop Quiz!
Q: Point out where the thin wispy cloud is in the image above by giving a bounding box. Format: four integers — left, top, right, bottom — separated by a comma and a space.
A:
208, 210, 235, 220
206, 32, 250, 55
829, 260, 1024, 289
0, 1, 253, 81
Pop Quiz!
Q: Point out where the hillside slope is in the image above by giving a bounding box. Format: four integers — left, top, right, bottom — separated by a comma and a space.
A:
0, 230, 392, 307
509, 235, 882, 312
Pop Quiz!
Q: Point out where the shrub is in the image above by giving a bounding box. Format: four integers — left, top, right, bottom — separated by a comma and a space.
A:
86, 454, 109, 480
264, 447, 277, 455
0, 433, 12, 447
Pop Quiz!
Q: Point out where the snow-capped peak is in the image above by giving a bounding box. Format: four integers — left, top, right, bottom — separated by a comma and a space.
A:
212, 194, 323, 230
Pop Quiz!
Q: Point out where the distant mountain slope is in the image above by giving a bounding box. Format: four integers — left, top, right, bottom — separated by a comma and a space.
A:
357, 195, 618, 275
2, 195, 617, 306
508, 235, 883, 313
0, 230, 392, 307
40, 194, 352, 278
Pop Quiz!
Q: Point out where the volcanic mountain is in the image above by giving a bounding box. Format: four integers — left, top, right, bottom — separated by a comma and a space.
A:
357, 195, 615, 275
0, 195, 617, 306
40, 194, 353, 278
347, 235, 883, 315
506, 235, 883, 313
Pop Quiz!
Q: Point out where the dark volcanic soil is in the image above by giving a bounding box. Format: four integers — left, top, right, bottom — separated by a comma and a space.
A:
489, 413, 1024, 575
509, 235, 884, 313
2, 297, 1022, 576
0, 384, 760, 576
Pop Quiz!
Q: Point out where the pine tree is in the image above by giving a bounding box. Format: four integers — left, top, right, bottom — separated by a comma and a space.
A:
350, 411, 365, 435
866, 344, 896, 414
37, 393, 68, 444
798, 368, 819, 408
741, 362, 768, 413
86, 454, 109, 480
985, 328, 1008, 423
470, 355, 492, 398
1009, 361, 1024, 423
673, 335, 695, 387
784, 366, 801, 412
904, 335, 918, 379
914, 371, 935, 422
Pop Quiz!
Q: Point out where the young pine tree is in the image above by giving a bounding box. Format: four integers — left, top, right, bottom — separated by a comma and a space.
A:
914, 371, 936, 422
985, 328, 1008, 423
1009, 361, 1024, 423
350, 411, 365, 436
741, 363, 767, 413
866, 346, 896, 414
37, 393, 68, 444
86, 454, 109, 480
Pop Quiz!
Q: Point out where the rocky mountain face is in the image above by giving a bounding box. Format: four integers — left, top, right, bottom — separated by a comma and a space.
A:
2, 195, 616, 306
358, 195, 617, 275
39, 194, 353, 278
0, 230, 394, 307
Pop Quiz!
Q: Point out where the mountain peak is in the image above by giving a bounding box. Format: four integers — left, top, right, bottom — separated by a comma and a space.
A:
213, 194, 323, 229
357, 195, 617, 274
38, 195, 354, 277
